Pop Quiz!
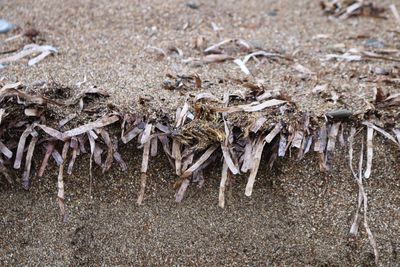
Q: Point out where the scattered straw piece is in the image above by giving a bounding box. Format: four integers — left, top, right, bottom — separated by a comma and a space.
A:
0, 140, 12, 159
219, 160, 229, 208
58, 141, 69, 223
38, 142, 54, 177
362, 121, 399, 147
245, 135, 267, 196
22, 133, 38, 190
137, 141, 150, 205
364, 126, 374, 179
233, 58, 250, 75
390, 4, 400, 26
14, 125, 34, 169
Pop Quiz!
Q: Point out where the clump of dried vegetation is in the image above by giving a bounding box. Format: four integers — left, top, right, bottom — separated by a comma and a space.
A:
2, 1, 400, 264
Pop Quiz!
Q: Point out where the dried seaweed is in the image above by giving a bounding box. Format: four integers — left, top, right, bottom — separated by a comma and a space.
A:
67, 137, 79, 175
321, 0, 385, 19
176, 145, 218, 188
58, 141, 69, 223
214, 99, 286, 113
0, 140, 12, 159
219, 160, 229, 208
0, 44, 57, 66
362, 122, 399, 147
22, 133, 38, 190
245, 135, 267, 197
38, 142, 54, 177
349, 136, 379, 265
364, 126, 374, 179
14, 125, 34, 169
137, 140, 150, 205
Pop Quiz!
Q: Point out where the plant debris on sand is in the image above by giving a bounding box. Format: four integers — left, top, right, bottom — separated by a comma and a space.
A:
1, 0, 400, 265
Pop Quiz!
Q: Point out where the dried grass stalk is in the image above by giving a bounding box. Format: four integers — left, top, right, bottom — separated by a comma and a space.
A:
140, 123, 152, 145
137, 141, 150, 205
219, 160, 229, 208
51, 149, 63, 166
121, 126, 142, 144
58, 141, 69, 223
348, 133, 379, 264
265, 123, 282, 143
14, 125, 33, 169
364, 127, 374, 179
250, 117, 267, 133
181, 153, 194, 173
22, 134, 38, 190
176, 103, 189, 127
292, 131, 304, 149
327, 122, 340, 151
38, 142, 55, 177
0, 140, 13, 159
221, 143, 239, 175
215, 99, 286, 113
245, 135, 267, 196
317, 126, 328, 153
233, 58, 250, 75
150, 136, 158, 157
64, 115, 119, 138
241, 138, 253, 172
362, 122, 399, 147
278, 134, 287, 157
67, 137, 79, 175
175, 179, 190, 203
100, 129, 113, 172
172, 140, 182, 175
393, 129, 400, 144
177, 145, 218, 187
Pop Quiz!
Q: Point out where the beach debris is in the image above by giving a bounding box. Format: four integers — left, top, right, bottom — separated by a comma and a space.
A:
218, 160, 231, 208
38, 142, 55, 177
234, 58, 250, 75
293, 63, 315, 75
320, 1, 385, 19
0, 44, 57, 66
348, 134, 379, 265
362, 122, 399, 147
0, 19, 13, 34
163, 73, 202, 91
4, 27, 40, 43
364, 126, 374, 178
58, 141, 69, 223
390, 4, 400, 26
245, 135, 267, 196
137, 139, 150, 205
325, 47, 400, 62
175, 145, 218, 188
144, 46, 166, 58
213, 99, 286, 113
22, 131, 38, 189
211, 22, 223, 32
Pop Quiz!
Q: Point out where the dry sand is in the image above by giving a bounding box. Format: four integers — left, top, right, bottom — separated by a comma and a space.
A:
1, 0, 400, 266
1, 0, 400, 117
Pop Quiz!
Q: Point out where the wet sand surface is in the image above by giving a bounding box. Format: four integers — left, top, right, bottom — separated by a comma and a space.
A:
1, 139, 399, 266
